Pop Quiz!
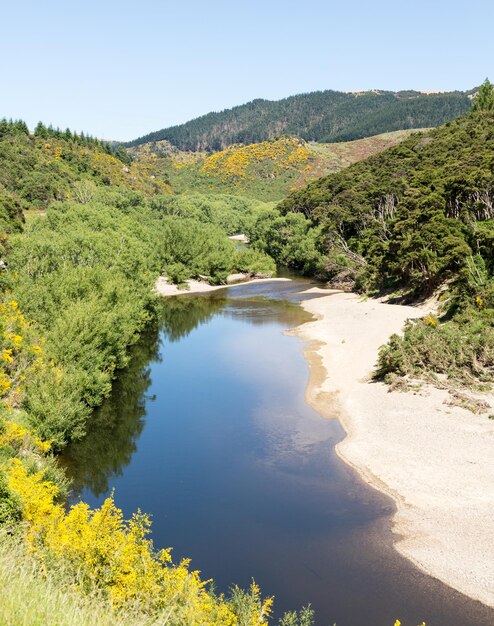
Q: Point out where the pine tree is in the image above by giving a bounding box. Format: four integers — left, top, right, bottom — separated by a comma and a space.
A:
13, 120, 29, 135
34, 122, 48, 138
472, 78, 494, 112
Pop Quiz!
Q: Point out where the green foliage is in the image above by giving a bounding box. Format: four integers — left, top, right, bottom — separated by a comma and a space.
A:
0, 119, 170, 220
227, 583, 273, 625
278, 605, 315, 626
3, 189, 275, 444
0, 469, 22, 525
31, 120, 110, 151
276, 111, 494, 292
161, 217, 236, 282
376, 307, 494, 388
248, 210, 328, 277
61, 324, 160, 497
0, 187, 24, 236
151, 192, 274, 235
472, 78, 494, 112
126, 89, 470, 151
265, 110, 494, 389
164, 262, 190, 285
234, 247, 276, 275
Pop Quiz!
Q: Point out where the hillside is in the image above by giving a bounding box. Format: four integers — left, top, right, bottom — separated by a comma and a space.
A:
130, 129, 424, 201
275, 110, 494, 291
0, 119, 170, 231
1, 90, 492, 626
125, 88, 471, 151
248, 97, 494, 390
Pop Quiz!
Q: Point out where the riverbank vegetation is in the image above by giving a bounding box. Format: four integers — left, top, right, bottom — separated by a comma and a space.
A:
149, 191, 274, 236
2, 189, 274, 446
0, 118, 170, 213
0, 81, 481, 620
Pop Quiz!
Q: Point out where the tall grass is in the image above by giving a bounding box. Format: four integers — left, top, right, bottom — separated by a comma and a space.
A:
0, 532, 128, 625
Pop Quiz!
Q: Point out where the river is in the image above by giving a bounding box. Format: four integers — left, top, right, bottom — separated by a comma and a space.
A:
62, 278, 494, 626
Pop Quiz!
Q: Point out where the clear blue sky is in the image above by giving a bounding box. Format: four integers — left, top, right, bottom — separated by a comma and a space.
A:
2, 0, 492, 141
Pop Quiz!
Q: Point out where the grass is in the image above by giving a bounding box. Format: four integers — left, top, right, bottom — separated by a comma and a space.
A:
0, 531, 133, 626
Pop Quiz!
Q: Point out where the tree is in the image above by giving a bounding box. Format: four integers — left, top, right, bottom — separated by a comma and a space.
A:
34, 122, 48, 138
472, 78, 494, 112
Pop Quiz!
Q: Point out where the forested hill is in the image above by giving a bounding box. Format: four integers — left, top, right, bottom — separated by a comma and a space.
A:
126, 88, 471, 151
274, 108, 494, 292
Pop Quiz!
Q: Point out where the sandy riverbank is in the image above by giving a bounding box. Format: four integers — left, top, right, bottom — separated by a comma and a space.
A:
155, 275, 290, 296
294, 289, 494, 608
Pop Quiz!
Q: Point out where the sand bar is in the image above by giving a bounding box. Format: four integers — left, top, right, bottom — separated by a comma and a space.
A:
155, 275, 290, 297
295, 290, 494, 608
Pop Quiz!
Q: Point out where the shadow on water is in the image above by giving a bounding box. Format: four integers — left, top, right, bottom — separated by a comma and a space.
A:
62, 279, 494, 626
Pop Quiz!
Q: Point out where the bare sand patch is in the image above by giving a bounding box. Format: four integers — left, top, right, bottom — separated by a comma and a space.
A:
155, 275, 290, 297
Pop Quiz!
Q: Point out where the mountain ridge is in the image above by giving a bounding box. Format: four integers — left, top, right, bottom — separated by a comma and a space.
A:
125, 88, 471, 151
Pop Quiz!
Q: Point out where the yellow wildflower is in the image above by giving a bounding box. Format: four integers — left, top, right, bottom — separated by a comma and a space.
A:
11, 334, 23, 349
424, 315, 438, 327
0, 373, 12, 395
2, 348, 13, 363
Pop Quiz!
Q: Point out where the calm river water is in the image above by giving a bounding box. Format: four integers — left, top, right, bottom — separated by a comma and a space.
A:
62, 279, 494, 626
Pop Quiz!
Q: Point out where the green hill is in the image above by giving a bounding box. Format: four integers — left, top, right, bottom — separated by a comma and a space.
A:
129, 130, 425, 202
0, 87, 492, 626
275, 110, 494, 292
0, 118, 171, 232
125, 88, 471, 151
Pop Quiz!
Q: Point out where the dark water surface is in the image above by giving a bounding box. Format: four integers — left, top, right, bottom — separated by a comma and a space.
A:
62, 279, 494, 626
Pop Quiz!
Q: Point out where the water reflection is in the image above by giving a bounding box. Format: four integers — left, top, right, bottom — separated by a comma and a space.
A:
63, 296, 231, 495
160, 294, 226, 341
62, 324, 161, 496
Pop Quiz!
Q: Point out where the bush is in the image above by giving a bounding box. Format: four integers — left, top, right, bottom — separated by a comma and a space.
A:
165, 262, 190, 285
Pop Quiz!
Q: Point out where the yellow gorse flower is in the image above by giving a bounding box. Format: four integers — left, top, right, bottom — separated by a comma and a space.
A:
11, 334, 23, 349
200, 138, 314, 182
2, 349, 13, 363
0, 420, 51, 453
0, 373, 12, 395
0, 298, 51, 405
424, 315, 438, 327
